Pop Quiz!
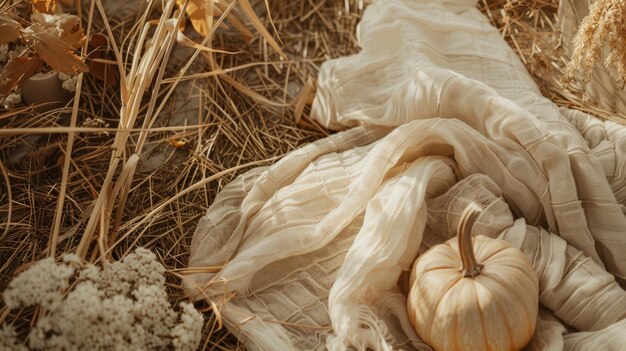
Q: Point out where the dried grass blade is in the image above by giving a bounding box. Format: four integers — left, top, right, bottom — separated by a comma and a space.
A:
261, 0, 280, 44
118, 156, 282, 242
76, 0, 180, 258
214, 1, 252, 43
293, 77, 315, 123
0, 160, 12, 240
238, 0, 286, 59
49, 0, 95, 258
176, 30, 238, 53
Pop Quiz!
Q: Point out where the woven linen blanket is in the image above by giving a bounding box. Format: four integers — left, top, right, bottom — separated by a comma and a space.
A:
185, 0, 626, 350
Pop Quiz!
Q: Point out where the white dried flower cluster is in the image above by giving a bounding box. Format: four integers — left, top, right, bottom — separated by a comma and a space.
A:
173, 302, 204, 351
81, 116, 110, 136
2, 92, 22, 109
3, 256, 75, 309
57, 72, 78, 92
1, 248, 203, 351
0, 325, 28, 351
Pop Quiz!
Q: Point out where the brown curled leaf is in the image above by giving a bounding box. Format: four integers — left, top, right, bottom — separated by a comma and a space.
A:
30, 13, 85, 48
177, 0, 212, 37
31, 0, 57, 14
167, 138, 186, 148
0, 16, 22, 45
0, 56, 43, 95
27, 28, 88, 74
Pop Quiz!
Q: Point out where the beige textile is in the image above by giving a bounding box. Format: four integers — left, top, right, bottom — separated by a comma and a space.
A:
186, 0, 626, 350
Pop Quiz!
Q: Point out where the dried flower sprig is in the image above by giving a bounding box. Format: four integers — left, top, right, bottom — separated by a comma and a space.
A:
564, 0, 626, 86
2, 248, 203, 351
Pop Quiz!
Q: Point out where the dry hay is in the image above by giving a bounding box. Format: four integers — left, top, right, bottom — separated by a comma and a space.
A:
0, 0, 623, 349
0, 0, 364, 348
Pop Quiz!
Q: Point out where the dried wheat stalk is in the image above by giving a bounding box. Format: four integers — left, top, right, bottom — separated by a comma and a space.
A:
564, 0, 626, 86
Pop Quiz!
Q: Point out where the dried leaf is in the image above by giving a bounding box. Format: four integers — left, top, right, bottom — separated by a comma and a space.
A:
33, 41, 88, 74
177, 0, 211, 37
293, 77, 315, 124
23, 15, 87, 74
167, 138, 186, 148
89, 32, 108, 48
88, 59, 116, 85
0, 16, 22, 45
26, 26, 88, 74
87, 34, 117, 85
31, 13, 85, 48
0, 56, 43, 95
31, 0, 57, 14
177, 0, 253, 44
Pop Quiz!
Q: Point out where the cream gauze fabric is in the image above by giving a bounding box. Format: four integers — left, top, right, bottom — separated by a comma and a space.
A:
185, 0, 626, 350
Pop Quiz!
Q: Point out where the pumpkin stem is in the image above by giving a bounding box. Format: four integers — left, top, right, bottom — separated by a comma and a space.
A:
458, 202, 483, 278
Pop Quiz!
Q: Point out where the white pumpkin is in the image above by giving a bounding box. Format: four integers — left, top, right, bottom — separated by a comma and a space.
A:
408, 203, 539, 351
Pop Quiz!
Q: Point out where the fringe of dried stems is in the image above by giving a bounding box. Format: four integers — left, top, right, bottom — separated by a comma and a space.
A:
564, 0, 626, 85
